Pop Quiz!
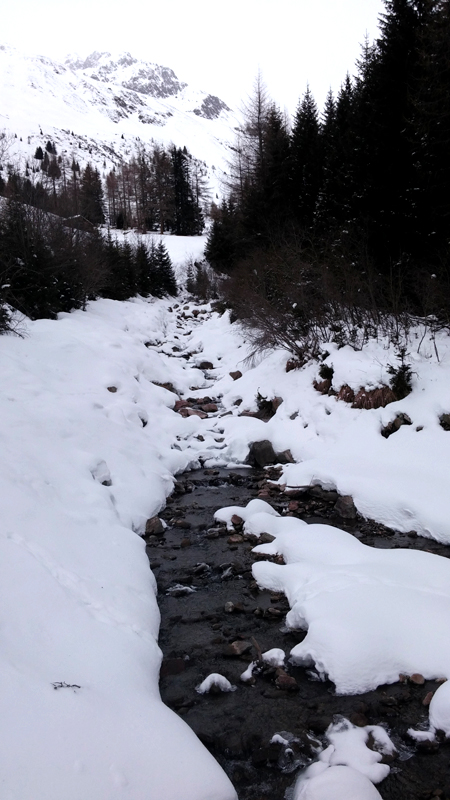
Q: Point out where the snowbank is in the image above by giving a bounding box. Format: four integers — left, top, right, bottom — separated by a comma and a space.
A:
220, 499, 450, 741
0, 297, 236, 800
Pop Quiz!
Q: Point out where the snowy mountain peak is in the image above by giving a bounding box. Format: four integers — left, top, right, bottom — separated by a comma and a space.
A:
0, 43, 235, 196
65, 50, 190, 101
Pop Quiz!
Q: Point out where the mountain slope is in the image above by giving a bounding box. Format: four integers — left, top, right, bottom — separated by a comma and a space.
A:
0, 44, 235, 195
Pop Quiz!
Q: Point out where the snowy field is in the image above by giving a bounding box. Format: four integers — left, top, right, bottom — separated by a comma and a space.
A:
2, 239, 450, 798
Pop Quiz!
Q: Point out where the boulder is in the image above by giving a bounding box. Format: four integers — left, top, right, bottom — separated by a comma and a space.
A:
247, 440, 295, 468
145, 516, 165, 537
247, 440, 278, 468
333, 495, 357, 519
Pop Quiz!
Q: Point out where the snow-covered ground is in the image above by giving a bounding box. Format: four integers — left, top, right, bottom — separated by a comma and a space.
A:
2, 241, 450, 799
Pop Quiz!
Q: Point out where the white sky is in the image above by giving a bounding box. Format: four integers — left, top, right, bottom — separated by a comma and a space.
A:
3, 0, 384, 114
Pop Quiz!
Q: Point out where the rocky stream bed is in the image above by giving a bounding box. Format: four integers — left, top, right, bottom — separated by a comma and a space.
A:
146, 467, 450, 800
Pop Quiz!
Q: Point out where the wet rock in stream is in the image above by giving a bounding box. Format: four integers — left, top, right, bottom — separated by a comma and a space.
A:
147, 468, 450, 800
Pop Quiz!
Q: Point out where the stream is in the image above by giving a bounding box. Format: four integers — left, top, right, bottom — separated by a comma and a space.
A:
147, 466, 450, 800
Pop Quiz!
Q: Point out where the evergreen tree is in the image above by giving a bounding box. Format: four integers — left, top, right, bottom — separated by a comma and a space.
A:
290, 86, 322, 226
79, 163, 105, 225
155, 240, 177, 296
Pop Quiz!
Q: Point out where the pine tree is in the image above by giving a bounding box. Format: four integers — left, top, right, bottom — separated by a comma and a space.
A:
155, 240, 177, 296
290, 86, 322, 226
79, 163, 105, 225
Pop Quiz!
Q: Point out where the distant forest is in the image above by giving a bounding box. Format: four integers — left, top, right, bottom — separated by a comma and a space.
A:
0, 140, 207, 236
206, 0, 450, 354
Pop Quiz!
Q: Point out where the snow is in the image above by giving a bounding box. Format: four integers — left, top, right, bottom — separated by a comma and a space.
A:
291, 716, 395, 797
0, 295, 237, 800
196, 674, 237, 694
262, 648, 286, 667
0, 44, 235, 198
3, 236, 450, 796
293, 765, 383, 800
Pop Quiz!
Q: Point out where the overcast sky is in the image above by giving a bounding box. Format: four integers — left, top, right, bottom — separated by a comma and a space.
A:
3, 0, 384, 114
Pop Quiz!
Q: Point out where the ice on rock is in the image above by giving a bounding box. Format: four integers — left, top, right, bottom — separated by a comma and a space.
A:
196, 674, 237, 694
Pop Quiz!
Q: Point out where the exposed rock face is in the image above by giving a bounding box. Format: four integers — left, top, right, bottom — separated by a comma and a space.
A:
352, 385, 396, 409
193, 94, 230, 119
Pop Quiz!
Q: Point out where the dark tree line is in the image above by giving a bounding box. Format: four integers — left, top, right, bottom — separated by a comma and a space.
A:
0, 197, 177, 327
206, 0, 450, 351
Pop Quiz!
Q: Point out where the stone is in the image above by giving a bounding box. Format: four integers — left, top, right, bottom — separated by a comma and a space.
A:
288, 500, 299, 511
247, 440, 278, 468
275, 669, 299, 691
439, 413, 450, 431
333, 495, 357, 519
180, 538, 191, 548
271, 396, 284, 412
227, 534, 244, 544
381, 412, 413, 439
410, 673, 426, 685
229, 370, 242, 380
199, 361, 214, 370
259, 532, 276, 544
107, 386, 117, 393
201, 403, 218, 413
224, 601, 235, 613
171, 519, 191, 529
174, 399, 189, 411
423, 691, 434, 706
179, 407, 208, 419
231, 514, 244, 526
277, 449, 295, 464
145, 516, 165, 536
223, 640, 252, 657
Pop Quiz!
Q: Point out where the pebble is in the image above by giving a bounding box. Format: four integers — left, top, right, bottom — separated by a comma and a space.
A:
228, 534, 244, 544
223, 640, 253, 657
410, 673, 426, 685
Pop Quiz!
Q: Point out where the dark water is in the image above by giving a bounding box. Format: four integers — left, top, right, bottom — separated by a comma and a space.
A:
147, 468, 450, 800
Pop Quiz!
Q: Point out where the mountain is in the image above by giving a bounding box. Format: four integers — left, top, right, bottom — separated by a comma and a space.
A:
0, 44, 236, 196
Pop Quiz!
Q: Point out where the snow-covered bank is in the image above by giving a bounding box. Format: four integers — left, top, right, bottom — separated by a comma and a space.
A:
0, 297, 236, 800
197, 316, 450, 544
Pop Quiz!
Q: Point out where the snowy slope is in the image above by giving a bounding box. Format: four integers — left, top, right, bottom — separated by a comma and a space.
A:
0, 43, 236, 196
